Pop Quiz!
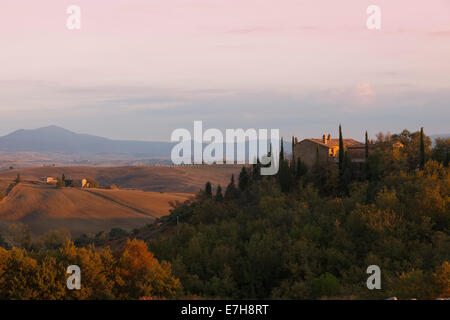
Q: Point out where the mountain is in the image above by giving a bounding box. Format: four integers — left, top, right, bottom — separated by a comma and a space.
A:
0, 126, 292, 160
0, 126, 174, 157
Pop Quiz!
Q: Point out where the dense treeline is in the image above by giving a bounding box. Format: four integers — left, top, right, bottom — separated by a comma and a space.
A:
148, 129, 449, 299
0, 237, 180, 299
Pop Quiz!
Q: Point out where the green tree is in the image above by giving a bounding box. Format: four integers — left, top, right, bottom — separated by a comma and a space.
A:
215, 185, 223, 201
36, 228, 71, 250
279, 137, 285, 162
0, 233, 8, 249
108, 227, 129, 239
204, 182, 212, 199
291, 136, 295, 163
238, 167, 249, 191
420, 127, 425, 170
225, 174, 237, 200
365, 131, 369, 161
7, 223, 32, 250
312, 273, 341, 298
431, 137, 449, 167
278, 159, 293, 193
339, 124, 344, 174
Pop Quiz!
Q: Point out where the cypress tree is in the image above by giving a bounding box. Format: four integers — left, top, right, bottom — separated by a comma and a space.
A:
215, 185, 223, 201
252, 158, 261, 180
204, 181, 212, 199
225, 174, 237, 199
278, 159, 292, 193
279, 137, 284, 162
419, 127, 425, 170
315, 144, 320, 167
291, 136, 295, 162
365, 131, 369, 161
238, 167, 249, 191
339, 124, 344, 174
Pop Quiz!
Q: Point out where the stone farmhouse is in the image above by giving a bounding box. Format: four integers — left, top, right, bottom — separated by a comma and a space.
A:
293, 133, 367, 168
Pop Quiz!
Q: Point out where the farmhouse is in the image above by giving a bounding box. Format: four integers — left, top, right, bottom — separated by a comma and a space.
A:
42, 177, 57, 184
293, 134, 366, 168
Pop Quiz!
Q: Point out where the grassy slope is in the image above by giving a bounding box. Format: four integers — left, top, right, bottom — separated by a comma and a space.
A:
0, 181, 191, 236
0, 165, 242, 193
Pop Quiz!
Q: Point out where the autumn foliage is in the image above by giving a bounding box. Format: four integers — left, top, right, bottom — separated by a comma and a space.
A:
0, 239, 180, 300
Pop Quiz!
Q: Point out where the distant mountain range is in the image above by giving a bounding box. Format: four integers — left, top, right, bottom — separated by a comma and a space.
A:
0, 126, 292, 160
0, 126, 173, 158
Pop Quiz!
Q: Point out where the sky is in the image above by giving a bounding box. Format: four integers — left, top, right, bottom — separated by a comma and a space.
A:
1, 0, 449, 142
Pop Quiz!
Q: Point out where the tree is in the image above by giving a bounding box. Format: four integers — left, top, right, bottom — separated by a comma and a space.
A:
7, 223, 32, 250
419, 127, 425, 170
215, 185, 223, 201
204, 182, 212, 199
291, 136, 295, 163
433, 261, 450, 298
238, 167, 249, 191
15, 174, 21, 184
364, 131, 370, 180
431, 137, 449, 167
108, 227, 128, 239
116, 239, 181, 299
225, 174, 237, 200
365, 131, 369, 161
312, 273, 341, 298
251, 159, 261, 181
0, 247, 41, 299
339, 124, 344, 174
0, 233, 8, 249
36, 228, 71, 250
279, 137, 285, 162
278, 158, 293, 193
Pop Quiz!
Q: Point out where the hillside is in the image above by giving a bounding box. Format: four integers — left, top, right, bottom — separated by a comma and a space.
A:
0, 180, 191, 236
0, 165, 242, 193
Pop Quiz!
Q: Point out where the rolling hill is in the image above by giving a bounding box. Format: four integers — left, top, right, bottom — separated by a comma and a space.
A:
0, 165, 242, 236
0, 165, 242, 193
0, 180, 192, 236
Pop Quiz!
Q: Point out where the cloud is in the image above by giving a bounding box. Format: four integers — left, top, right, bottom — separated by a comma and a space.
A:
354, 83, 376, 105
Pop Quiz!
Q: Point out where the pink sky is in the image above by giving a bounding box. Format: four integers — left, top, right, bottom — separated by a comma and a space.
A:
1, 0, 449, 140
